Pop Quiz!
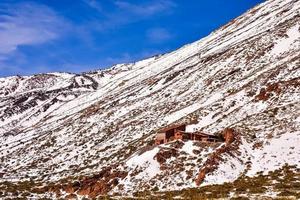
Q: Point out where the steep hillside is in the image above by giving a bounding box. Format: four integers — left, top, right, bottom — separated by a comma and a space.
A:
0, 0, 300, 199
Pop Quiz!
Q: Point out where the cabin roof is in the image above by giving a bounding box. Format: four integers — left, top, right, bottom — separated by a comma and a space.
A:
157, 129, 217, 138
157, 123, 219, 139
192, 131, 216, 137
158, 124, 186, 133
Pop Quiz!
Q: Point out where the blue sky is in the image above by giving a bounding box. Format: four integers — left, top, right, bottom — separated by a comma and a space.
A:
0, 0, 264, 77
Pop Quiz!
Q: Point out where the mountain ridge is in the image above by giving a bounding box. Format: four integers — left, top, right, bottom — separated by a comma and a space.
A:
0, 0, 300, 198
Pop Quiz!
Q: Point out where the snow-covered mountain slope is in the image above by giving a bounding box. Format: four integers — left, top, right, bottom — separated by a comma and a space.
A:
0, 0, 300, 198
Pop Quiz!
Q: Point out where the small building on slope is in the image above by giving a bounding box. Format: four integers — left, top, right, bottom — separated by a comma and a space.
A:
155, 124, 221, 145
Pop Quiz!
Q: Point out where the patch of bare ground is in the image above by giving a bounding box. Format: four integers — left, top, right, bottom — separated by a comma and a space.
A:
126, 165, 300, 200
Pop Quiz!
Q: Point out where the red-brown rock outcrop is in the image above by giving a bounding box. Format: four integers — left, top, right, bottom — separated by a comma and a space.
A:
195, 128, 240, 185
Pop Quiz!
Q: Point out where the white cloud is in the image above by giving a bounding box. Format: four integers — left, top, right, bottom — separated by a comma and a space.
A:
0, 2, 69, 59
83, 0, 176, 31
146, 28, 173, 43
114, 0, 176, 17
83, 0, 103, 12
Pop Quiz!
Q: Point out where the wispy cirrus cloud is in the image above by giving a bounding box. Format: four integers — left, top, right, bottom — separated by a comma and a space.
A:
146, 27, 173, 43
0, 2, 69, 60
114, 0, 176, 17
0, 0, 177, 77
80, 0, 176, 65
83, 0, 176, 31
83, 0, 103, 12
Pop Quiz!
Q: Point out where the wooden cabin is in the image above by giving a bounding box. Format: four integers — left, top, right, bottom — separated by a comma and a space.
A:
155, 124, 220, 145
155, 124, 186, 145
175, 131, 220, 142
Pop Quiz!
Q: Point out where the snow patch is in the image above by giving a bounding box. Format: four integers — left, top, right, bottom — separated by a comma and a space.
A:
126, 147, 160, 179
271, 25, 300, 56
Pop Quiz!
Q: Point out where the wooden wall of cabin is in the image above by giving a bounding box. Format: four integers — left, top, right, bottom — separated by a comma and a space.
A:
176, 125, 186, 132
166, 129, 175, 140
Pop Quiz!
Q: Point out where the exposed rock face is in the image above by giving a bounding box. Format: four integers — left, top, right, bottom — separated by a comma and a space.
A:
1, 0, 300, 198
154, 141, 184, 166
46, 167, 127, 198
65, 194, 77, 200
196, 128, 241, 185
72, 170, 126, 198
155, 148, 179, 165
223, 128, 235, 146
